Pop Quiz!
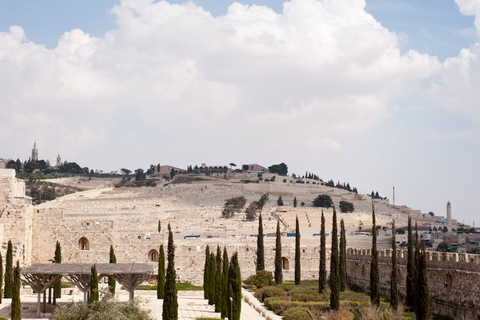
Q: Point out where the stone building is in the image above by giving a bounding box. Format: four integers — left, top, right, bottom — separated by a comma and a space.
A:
31, 141, 38, 161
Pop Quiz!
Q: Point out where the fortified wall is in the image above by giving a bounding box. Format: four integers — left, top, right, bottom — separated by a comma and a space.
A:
346, 248, 480, 320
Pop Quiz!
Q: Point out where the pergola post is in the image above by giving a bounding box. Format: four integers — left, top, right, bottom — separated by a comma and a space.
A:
37, 291, 41, 318
43, 291, 46, 312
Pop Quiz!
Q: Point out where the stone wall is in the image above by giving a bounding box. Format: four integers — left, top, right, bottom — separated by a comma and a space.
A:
346, 248, 480, 320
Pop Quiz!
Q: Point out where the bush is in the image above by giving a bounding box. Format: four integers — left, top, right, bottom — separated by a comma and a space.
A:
323, 309, 355, 320
339, 201, 354, 213
224, 196, 247, 209
282, 307, 311, 320
254, 286, 286, 302
222, 208, 235, 218
244, 270, 274, 289
245, 202, 257, 221
264, 297, 289, 315
312, 194, 333, 208
291, 293, 322, 302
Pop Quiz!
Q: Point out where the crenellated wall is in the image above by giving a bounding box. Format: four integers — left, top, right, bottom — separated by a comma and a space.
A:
346, 248, 480, 320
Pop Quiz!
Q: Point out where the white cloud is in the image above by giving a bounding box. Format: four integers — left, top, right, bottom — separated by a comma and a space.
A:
0, 0, 441, 166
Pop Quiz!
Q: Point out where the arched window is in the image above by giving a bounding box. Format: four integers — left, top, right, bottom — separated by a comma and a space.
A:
148, 249, 159, 262
79, 237, 89, 250
282, 257, 289, 270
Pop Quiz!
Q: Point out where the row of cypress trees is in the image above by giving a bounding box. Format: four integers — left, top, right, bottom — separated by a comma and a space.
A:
203, 245, 242, 320
0, 240, 22, 319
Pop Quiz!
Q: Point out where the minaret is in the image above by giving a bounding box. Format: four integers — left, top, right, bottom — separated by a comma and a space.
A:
446, 201, 452, 227
32, 140, 39, 161
56, 154, 61, 167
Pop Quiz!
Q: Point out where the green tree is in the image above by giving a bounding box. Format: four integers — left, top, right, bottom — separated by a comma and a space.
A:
227, 252, 242, 320
245, 202, 257, 221
224, 196, 247, 209
406, 216, 415, 307
90, 264, 99, 303
204, 245, 210, 301
11, 261, 21, 320
313, 194, 333, 208
221, 247, 229, 319
293, 196, 297, 208
319, 210, 327, 293
339, 200, 354, 213
329, 206, 340, 310
258, 193, 269, 210
4, 240, 13, 298
257, 214, 265, 272
295, 215, 301, 285
277, 196, 284, 206
55, 241, 62, 298
208, 252, 216, 305
108, 245, 116, 295
158, 220, 162, 232
370, 203, 380, 306
339, 219, 347, 292
414, 223, 420, 314
162, 223, 178, 320
274, 220, 283, 285
390, 219, 399, 310
416, 242, 431, 320
268, 163, 288, 176
215, 246, 222, 312
157, 245, 165, 299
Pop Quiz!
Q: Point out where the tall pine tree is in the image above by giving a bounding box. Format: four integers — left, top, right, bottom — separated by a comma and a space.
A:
221, 247, 229, 319
293, 196, 297, 208
208, 252, 216, 305
390, 219, 399, 310
319, 210, 327, 293
108, 245, 116, 295
4, 240, 13, 298
370, 203, 380, 306
414, 222, 421, 314
215, 246, 222, 312
90, 264, 99, 303
163, 223, 178, 320
55, 241, 62, 298
339, 219, 347, 291
416, 241, 431, 320
406, 216, 415, 307
295, 215, 301, 285
157, 244, 165, 299
11, 261, 21, 320
227, 252, 242, 320
329, 206, 340, 310
204, 245, 210, 300
274, 219, 283, 285
257, 213, 265, 271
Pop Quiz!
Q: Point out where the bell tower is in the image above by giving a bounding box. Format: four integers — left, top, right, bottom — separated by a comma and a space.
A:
31, 140, 38, 161
56, 154, 61, 167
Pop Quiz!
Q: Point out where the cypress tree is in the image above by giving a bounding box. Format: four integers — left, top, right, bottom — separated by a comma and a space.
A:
162, 223, 178, 320
274, 219, 283, 285
108, 245, 116, 295
329, 206, 340, 310
406, 216, 415, 307
257, 213, 265, 271
339, 219, 347, 292
390, 219, 399, 310
293, 196, 297, 208
215, 246, 222, 312
157, 244, 165, 299
90, 264, 99, 303
295, 215, 301, 285
414, 222, 420, 313
319, 210, 327, 293
227, 252, 242, 320
0, 254, 3, 304
11, 261, 21, 320
158, 220, 162, 232
208, 252, 216, 305
4, 240, 13, 298
416, 242, 431, 320
221, 247, 229, 319
204, 245, 210, 300
277, 195, 284, 206
55, 241, 62, 298
370, 203, 380, 306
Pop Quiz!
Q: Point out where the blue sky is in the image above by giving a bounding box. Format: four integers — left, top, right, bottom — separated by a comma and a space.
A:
0, 0, 479, 224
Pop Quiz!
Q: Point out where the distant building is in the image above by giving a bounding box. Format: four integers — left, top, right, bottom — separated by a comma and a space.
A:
197, 163, 228, 173
56, 154, 61, 167
242, 163, 268, 173
150, 164, 186, 177
31, 140, 38, 161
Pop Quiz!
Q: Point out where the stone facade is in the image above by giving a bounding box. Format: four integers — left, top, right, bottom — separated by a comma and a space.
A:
346, 248, 480, 320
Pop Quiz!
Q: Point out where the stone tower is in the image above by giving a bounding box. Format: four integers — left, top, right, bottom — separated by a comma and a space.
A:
446, 201, 452, 227
31, 140, 38, 161
56, 154, 61, 167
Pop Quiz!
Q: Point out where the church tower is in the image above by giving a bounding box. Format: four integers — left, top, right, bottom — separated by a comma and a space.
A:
32, 140, 38, 161
56, 154, 61, 167
446, 201, 452, 227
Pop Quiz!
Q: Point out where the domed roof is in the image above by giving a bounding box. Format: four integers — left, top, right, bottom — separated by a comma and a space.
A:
439, 218, 445, 223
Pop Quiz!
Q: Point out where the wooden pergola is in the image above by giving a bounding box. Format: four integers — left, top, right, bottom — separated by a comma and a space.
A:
21, 263, 154, 318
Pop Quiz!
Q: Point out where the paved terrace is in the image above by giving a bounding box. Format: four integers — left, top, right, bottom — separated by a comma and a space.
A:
0, 288, 281, 320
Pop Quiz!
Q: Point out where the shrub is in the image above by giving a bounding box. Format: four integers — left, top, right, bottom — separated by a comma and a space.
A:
323, 309, 355, 320
254, 286, 286, 302
283, 179, 287, 183
224, 196, 247, 209
291, 293, 322, 302
312, 194, 333, 208
245, 203, 257, 221
244, 270, 274, 289
222, 208, 235, 218
282, 307, 311, 320
264, 297, 290, 315
339, 201, 354, 213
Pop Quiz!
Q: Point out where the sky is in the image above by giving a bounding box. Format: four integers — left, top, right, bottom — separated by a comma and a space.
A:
0, 0, 479, 225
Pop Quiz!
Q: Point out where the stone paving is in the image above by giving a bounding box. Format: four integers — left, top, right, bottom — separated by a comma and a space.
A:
0, 289, 275, 320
